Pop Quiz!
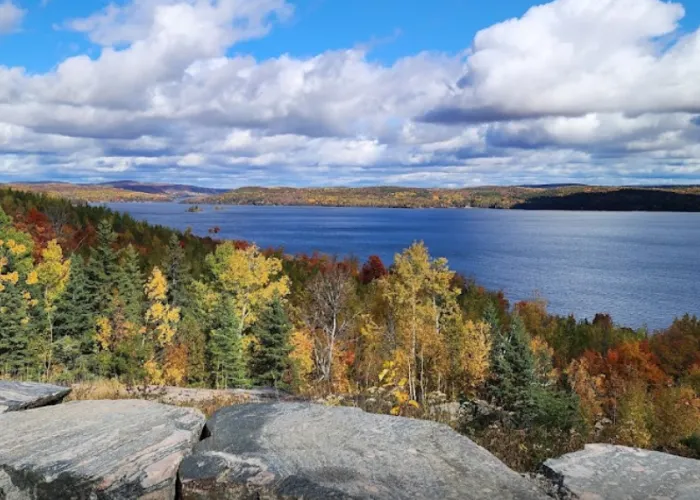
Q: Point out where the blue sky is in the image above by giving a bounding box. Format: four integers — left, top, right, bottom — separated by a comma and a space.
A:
1, 0, 700, 187
3, 1, 553, 69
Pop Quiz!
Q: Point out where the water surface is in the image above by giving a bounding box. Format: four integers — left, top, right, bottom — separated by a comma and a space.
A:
106, 202, 700, 330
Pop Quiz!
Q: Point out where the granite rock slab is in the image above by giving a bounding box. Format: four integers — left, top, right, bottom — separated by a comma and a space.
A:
0, 399, 205, 499
0, 381, 71, 413
179, 402, 548, 500
542, 443, 700, 500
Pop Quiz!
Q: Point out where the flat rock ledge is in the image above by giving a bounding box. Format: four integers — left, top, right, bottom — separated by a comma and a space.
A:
0, 399, 205, 499
179, 402, 547, 500
542, 444, 700, 500
0, 381, 71, 413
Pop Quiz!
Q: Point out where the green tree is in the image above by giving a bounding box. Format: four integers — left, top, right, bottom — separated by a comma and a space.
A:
54, 255, 95, 356
249, 297, 293, 387
163, 234, 192, 309
86, 219, 120, 315
208, 296, 247, 389
0, 208, 36, 376
487, 314, 536, 415
117, 245, 144, 325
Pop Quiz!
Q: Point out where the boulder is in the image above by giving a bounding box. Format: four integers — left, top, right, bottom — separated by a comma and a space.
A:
542, 444, 700, 500
0, 399, 205, 499
0, 381, 71, 413
179, 402, 547, 499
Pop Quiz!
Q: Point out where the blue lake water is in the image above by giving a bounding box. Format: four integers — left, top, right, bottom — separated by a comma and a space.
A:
105, 203, 700, 331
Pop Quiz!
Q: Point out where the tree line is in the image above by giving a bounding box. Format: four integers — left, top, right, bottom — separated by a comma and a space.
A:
1, 188, 698, 470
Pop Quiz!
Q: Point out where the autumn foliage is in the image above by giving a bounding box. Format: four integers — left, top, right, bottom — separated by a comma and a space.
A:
1, 187, 699, 472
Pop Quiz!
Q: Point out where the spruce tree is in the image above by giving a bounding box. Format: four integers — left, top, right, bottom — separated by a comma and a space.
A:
163, 234, 191, 309
117, 245, 144, 325
249, 297, 293, 387
486, 314, 536, 415
207, 296, 247, 389
0, 208, 34, 376
53, 255, 95, 373
0, 276, 31, 376
85, 219, 120, 316
483, 301, 502, 336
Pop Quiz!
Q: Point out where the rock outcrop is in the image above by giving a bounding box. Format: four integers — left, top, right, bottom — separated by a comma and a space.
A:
0, 399, 205, 499
179, 402, 547, 500
542, 444, 700, 500
130, 385, 297, 406
0, 380, 70, 413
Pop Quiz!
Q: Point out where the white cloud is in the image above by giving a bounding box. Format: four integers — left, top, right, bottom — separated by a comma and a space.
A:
0, 1, 24, 34
423, 0, 700, 123
0, 0, 700, 186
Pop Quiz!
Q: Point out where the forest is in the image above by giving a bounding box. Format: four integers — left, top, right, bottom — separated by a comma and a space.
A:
196, 185, 700, 211
1, 187, 699, 471
8, 182, 700, 211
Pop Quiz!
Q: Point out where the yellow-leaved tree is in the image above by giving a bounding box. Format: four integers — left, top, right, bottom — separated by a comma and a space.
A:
381, 242, 458, 402
450, 319, 492, 396
206, 243, 289, 336
35, 240, 71, 378
289, 328, 315, 392
144, 267, 180, 385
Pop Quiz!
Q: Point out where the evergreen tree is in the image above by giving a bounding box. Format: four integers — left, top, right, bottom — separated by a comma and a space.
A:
53, 255, 95, 375
207, 296, 247, 389
486, 314, 536, 415
249, 297, 293, 387
0, 208, 35, 376
85, 219, 120, 315
483, 301, 502, 336
55, 256, 94, 341
163, 234, 192, 309
117, 245, 144, 325
0, 275, 32, 376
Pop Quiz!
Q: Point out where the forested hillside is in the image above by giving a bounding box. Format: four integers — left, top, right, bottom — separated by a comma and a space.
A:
196, 185, 700, 211
3, 183, 168, 203
1, 188, 699, 471
8, 182, 700, 211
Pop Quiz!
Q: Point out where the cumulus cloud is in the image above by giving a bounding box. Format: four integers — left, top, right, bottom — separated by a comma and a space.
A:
0, 1, 24, 34
422, 0, 700, 124
0, 0, 700, 186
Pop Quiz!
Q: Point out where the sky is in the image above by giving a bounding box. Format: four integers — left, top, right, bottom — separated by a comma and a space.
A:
0, 0, 700, 188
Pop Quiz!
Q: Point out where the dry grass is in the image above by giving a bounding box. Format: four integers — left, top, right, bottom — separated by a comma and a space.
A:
65, 379, 255, 417
172, 395, 248, 418
67, 379, 130, 401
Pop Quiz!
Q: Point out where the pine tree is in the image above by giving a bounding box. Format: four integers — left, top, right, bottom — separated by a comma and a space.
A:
85, 219, 120, 316
0, 276, 32, 376
53, 255, 95, 375
487, 314, 536, 415
163, 234, 191, 309
483, 301, 502, 336
249, 297, 293, 387
0, 208, 35, 376
208, 296, 247, 389
117, 245, 144, 325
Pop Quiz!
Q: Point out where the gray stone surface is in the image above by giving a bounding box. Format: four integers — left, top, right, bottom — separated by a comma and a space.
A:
179, 402, 547, 499
131, 385, 298, 406
0, 399, 205, 499
0, 381, 70, 413
542, 444, 700, 500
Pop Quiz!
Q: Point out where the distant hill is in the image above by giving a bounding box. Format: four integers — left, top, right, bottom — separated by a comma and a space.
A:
98, 181, 228, 197
514, 188, 700, 212
193, 185, 700, 211
1, 181, 228, 203
2, 183, 168, 203
5, 182, 700, 210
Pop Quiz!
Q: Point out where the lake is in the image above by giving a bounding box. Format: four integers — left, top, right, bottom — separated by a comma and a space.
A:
105, 202, 700, 331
